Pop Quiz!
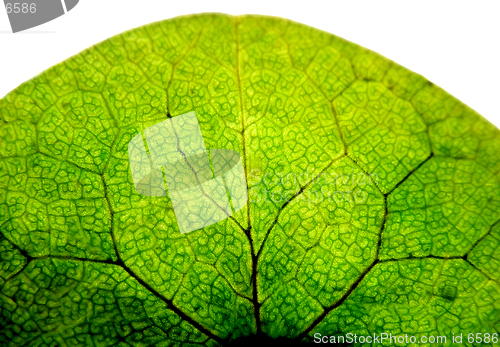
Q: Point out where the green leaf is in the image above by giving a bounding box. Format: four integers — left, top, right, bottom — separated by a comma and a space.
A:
1, 13, 500, 346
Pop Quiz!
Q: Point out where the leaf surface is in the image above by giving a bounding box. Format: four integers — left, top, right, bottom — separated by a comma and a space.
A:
1, 13, 500, 346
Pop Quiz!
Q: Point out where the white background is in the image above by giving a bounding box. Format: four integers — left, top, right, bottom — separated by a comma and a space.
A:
1, 0, 499, 127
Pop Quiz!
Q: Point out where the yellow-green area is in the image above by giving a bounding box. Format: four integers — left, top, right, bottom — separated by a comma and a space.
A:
1, 13, 500, 346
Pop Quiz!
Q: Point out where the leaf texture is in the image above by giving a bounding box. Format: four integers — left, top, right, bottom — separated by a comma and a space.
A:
1, 13, 500, 346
